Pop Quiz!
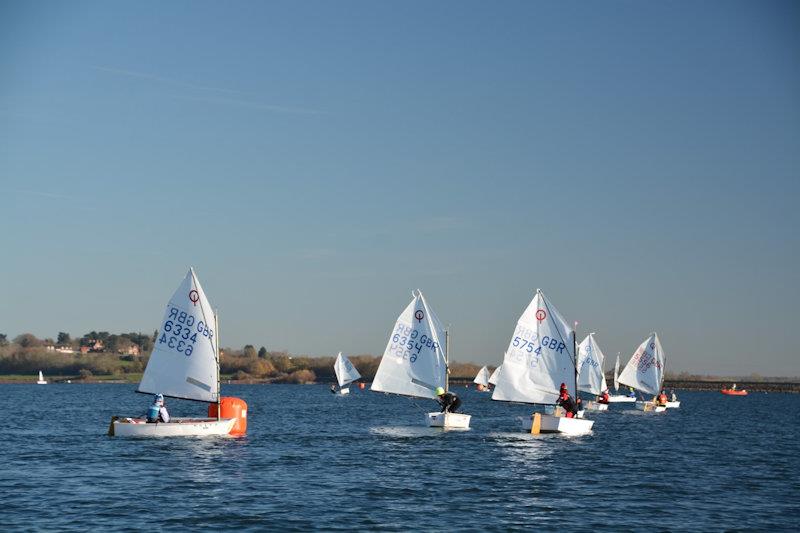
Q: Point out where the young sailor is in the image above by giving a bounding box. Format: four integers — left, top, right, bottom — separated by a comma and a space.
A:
627, 386, 636, 398
656, 390, 668, 407
670, 389, 677, 402
598, 389, 610, 404
146, 394, 170, 423
435, 387, 462, 413
556, 388, 578, 418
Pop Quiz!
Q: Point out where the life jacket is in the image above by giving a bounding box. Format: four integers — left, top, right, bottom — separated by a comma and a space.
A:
147, 404, 160, 422
657, 394, 668, 405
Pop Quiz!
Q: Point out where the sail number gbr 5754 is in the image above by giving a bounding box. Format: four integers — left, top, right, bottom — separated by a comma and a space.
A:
157, 306, 214, 357
389, 323, 440, 363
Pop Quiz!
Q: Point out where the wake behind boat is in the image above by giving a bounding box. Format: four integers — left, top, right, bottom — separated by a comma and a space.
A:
371, 290, 471, 429
109, 268, 247, 437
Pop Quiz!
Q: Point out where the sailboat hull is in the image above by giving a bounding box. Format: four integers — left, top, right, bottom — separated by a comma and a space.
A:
607, 395, 636, 403
665, 401, 680, 408
110, 417, 236, 437
584, 401, 609, 411
338, 387, 350, 395
521, 414, 594, 435
634, 401, 667, 413
426, 412, 471, 429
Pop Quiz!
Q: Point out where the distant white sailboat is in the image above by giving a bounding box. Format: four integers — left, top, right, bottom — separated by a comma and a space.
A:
491, 289, 594, 435
473, 366, 491, 391
488, 364, 502, 387
109, 268, 247, 437
576, 333, 608, 412
607, 352, 636, 403
36, 371, 47, 385
333, 352, 361, 395
371, 290, 471, 429
618, 333, 668, 412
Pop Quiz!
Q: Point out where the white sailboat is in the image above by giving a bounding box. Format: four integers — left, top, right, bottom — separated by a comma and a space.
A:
618, 333, 667, 413
371, 290, 471, 429
36, 371, 47, 385
473, 366, 491, 391
576, 333, 608, 412
607, 352, 636, 403
109, 268, 246, 437
491, 289, 594, 435
488, 364, 502, 387
333, 352, 361, 395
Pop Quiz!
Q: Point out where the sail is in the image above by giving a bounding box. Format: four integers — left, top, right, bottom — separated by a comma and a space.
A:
614, 353, 620, 392
334, 352, 361, 387
492, 289, 576, 405
576, 333, 608, 396
371, 290, 448, 399
488, 364, 502, 385
138, 268, 219, 403
473, 366, 491, 386
38, 371, 44, 381
617, 333, 665, 396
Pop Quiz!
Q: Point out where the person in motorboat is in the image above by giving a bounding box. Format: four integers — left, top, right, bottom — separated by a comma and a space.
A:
556, 389, 578, 418
670, 389, 677, 402
655, 390, 668, 407
598, 389, 610, 404
627, 387, 636, 398
435, 387, 462, 413
146, 394, 170, 423
731, 383, 737, 390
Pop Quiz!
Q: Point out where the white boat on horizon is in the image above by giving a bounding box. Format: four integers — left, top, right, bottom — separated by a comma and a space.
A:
36, 371, 47, 385
473, 366, 492, 392
371, 290, 471, 429
619, 333, 669, 414
333, 352, 361, 395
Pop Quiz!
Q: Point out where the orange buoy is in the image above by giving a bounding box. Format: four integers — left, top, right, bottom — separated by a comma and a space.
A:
208, 396, 248, 436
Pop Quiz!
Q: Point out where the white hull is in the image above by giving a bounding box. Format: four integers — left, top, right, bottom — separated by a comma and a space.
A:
634, 401, 667, 413
665, 401, 680, 408
338, 387, 350, 395
426, 411, 471, 429
607, 395, 636, 403
37, 381, 48, 385
521, 414, 594, 435
585, 401, 609, 411
110, 417, 236, 437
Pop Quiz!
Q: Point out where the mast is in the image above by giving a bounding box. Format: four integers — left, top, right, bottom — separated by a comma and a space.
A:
445, 328, 450, 393
572, 327, 578, 400
215, 309, 220, 421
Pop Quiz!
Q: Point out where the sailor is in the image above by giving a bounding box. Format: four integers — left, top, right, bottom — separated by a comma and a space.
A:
330, 384, 337, 394
598, 389, 610, 404
627, 387, 636, 398
670, 389, 677, 402
575, 397, 585, 414
656, 390, 668, 406
731, 383, 737, 390
559, 382, 568, 396
556, 388, 578, 418
435, 387, 462, 413
146, 394, 170, 423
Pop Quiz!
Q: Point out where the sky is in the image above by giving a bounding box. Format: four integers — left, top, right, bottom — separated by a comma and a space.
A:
1, 1, 798, 376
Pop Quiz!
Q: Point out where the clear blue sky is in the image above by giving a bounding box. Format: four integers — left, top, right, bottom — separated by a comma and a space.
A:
1, 1, 798, 375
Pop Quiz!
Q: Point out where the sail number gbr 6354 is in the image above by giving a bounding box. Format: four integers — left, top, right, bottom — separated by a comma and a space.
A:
158, 306, 214, 357
389, 324, 440, 363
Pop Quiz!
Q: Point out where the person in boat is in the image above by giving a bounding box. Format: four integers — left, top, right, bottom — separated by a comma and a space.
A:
598, 389, 610, 404
146, 394, 170, 423
575, 397, 585, 413
731, 383, 737, 390
656, 390, 668, 407
330, 384, 336, 394
627, 387, 636, 398
435, 387, 462, 413
670, 389, 677, 402
556, 389, 578, 418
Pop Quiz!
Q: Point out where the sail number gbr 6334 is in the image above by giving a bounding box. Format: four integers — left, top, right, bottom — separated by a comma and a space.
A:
158, 306, 214, 357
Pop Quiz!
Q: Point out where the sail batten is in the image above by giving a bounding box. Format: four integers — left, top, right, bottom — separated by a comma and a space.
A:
617, 333, 665, 396
371, 290, 448, 400
334, 352, 361, 387
138, 269, 219, 403
491, 290, 576, 405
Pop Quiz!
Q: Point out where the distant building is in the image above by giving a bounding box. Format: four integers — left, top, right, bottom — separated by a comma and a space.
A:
120, 344, 140, 356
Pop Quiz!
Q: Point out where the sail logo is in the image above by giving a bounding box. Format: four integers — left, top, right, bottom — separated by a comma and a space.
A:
535, 309, 547, 321
189, 290, 199, 306
414, 310, 424, 322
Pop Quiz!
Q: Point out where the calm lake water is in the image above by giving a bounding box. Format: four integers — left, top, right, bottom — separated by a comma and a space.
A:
1, 384, 798, 531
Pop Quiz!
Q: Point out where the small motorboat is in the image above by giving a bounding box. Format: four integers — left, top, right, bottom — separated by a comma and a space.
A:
721, 389, 748, 396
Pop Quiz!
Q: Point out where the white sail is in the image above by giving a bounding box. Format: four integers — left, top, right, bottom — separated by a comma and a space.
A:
617, 333, 665, 396
488, 364, 502, 385
334, 352, 361, 387
38, 371, 44, 381
473, 366, 491, 386
576, 333, 607, 396
138, 268, 219, 403
614, 353, 620, 392
492, 289, 576, 405
371, 290, 448, 399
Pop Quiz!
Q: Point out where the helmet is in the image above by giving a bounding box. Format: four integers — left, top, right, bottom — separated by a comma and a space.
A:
435, 387, 445, 396
155, 394, 164, 405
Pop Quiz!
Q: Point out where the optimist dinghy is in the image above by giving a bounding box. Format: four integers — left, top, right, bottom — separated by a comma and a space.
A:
577, 333, 609, 412
36, 371, 48, 385
109, 268, 247, 437
371, 290, 471, 429
607, 353, 636, 403
333, 352, 361, 395
488, 364, 502, 388
473, 366, 492, 392
491, 289, 594, 436
618, 333, 668, 413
